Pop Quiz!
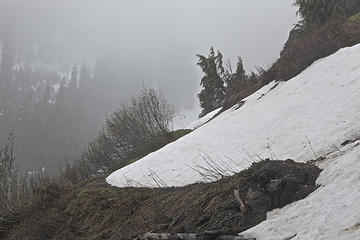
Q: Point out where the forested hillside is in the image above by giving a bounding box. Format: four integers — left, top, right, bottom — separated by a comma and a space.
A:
0, 38, 155, 173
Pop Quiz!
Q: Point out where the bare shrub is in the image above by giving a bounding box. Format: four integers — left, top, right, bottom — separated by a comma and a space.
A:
0, 134, 57, 236
190, 147, 283, 183
0, 135, 21, 232
79, 88, 175, 176
189, 151, 238, 182
57, 160, 93, 186
147, 168, 169, 188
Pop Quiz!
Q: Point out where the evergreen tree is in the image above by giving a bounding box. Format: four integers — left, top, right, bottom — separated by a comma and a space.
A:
225, 57, 247, 95
69, 65, 78, 90
42, 81, 53, 105
0, 32, 15, 77
197, 47, 226, 117
78, 63, 96, 142
79, 63, 91, 90
18, 89, 34, 121
283, 0, 360, 50
294, 0, 360, 29
0, 31, 15, 120
54, 78, 66, 113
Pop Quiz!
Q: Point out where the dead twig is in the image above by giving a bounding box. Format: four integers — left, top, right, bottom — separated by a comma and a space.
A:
233, 190, 246, 214
306, 137, 318, 159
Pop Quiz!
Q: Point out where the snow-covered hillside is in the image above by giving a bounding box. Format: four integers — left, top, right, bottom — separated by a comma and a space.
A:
186, 107, 221, 130
242, 140, 360, 240
107, 44, 360, 188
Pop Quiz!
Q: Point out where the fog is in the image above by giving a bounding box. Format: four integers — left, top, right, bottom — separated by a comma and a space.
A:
0, 0, 298, 109
0, 0, 299, 172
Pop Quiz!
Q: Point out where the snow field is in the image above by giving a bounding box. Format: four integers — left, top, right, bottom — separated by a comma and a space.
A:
242, 140, 360, 240
107, 44, 360, 188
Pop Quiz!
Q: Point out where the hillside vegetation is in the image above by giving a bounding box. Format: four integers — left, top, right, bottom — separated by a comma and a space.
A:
4, 160, 321, 240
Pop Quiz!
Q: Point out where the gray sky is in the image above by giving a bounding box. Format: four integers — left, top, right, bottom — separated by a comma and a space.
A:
0, 0, 299, 114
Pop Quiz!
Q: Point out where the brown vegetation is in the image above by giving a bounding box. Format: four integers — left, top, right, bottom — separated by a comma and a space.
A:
0, 134, 53, 238
264, 18, 360, 83
0, 88, 191, 239
3, 160, 321, 240
82, 88, 175, 173
55, 88, 184, 186
220, 17, 360, 116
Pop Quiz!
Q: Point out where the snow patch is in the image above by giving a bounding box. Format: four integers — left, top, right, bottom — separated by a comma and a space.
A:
242, 141, 360, 240
186, 107, 221, 130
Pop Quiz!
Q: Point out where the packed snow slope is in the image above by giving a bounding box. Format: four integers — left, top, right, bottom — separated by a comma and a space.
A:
186, 108, 221, 130
107, 44, 360, 188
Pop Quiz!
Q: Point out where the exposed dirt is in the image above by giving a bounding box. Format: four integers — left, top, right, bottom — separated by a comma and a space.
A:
4, 160, 321, 240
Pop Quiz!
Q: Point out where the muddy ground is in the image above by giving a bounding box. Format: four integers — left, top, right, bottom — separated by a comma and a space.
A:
4, 159, 321, 240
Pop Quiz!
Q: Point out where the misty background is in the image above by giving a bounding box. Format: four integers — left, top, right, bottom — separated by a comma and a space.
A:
0, 0, 299, 173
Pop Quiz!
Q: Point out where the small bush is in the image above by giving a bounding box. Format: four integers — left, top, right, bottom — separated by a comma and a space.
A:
56, 88, 176, 184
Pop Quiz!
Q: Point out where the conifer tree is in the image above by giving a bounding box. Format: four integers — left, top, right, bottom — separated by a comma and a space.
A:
225, 57, 247, 95
197, 47, 226, 117
0, 31, 15, 118
0, 32, 15, 77
79, 63, 91, 90
18, 89, 34, 121
69, 65, 78, 90
294, 0, 360, 28
42, 81, 52, 105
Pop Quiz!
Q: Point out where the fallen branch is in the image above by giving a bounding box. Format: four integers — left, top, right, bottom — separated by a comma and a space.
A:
134, 232, 255, 240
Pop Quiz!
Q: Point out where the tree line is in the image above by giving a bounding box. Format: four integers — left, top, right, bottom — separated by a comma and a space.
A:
0, 34, 127, 174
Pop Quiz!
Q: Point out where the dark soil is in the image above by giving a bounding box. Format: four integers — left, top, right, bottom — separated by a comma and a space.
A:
4, 160, 321, 240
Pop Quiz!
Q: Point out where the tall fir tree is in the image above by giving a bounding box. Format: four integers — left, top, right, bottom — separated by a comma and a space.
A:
0, 31, 14, 101
79, 63, 91, 90
69, 65, 78, 91
225, 57, 247, 95
197, 47, 226, 117
0, 31, 15, 78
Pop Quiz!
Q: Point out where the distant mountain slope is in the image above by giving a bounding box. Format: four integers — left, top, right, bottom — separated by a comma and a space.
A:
107, 44, 360, 188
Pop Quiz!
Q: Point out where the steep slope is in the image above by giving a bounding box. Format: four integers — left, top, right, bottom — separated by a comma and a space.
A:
186, 107, 221, 130
242, 140, 360, 240
107, 44, 360, 188
4, 160, 320, 240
